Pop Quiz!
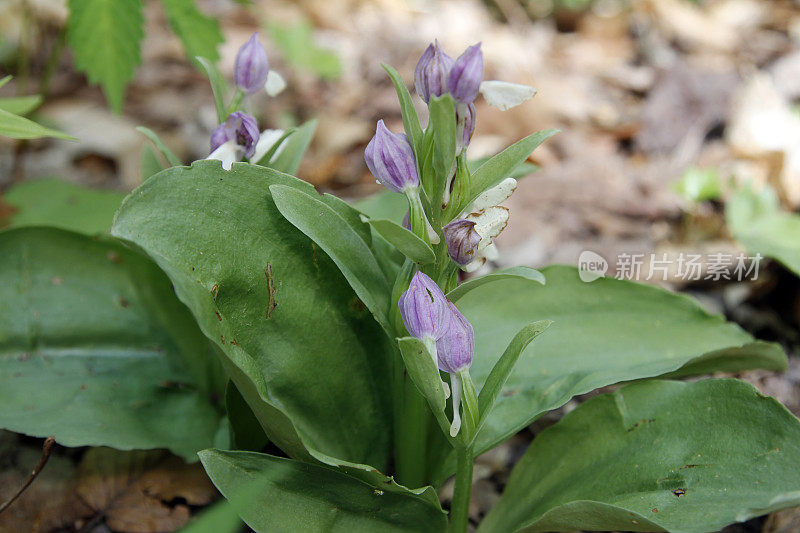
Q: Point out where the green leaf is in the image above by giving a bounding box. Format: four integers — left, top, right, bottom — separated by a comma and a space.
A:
0, 75, 11, 89
0, 94, 42, 115
477, 320, 551, 432
0, 227, 224, 460
382, 64, 423, 151
136, 126, 182, 167
226, 382, 268, 452
726, 184, 800, 276
199, 449, 447, 532
367, 218, 435, 264
672, 167, 722, 203
447, 266, 545, 302
428, 94, 457, 191
67, 0, 144, 113
270, 184, 391, 332
180, 500, 243, 533
269, 119, 317, 175
141, 144, 165, 180
3, 178, 124, 234
467, 157, 538, 179
111, 160, 393, 469
161, 0, 223, 64
397, 337, 452, 438
353, 189, 408, 223
434, 265, 787, 481
0, 107, 75, 140
269, 21, 342, 80
481, 379, 800, 533
197, 56, 228, 123
454, 129, 557, 215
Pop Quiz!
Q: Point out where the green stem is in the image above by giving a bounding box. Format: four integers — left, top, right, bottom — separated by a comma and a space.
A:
450, 444, 474, 533
395, 377, 429, 488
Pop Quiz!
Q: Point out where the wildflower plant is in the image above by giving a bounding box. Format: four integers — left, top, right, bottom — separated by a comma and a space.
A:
1, 38, 800, 533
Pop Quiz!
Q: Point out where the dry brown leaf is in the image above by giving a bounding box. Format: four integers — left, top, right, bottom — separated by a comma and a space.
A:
76, 448, 217, 533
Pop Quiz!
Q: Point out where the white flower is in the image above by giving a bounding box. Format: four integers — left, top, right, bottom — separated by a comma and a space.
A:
206, 140, 239, 170
460, 178, 517, 272
251, 129, 286, 164
264, 71, 287, 97
479, 80, 537, 111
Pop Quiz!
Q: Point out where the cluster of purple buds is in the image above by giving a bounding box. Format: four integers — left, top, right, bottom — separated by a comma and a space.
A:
234, 32, 270, 94
414, 42, 484, 105
208, 111, 260, 169
414, 41, 483, 152
399, 271, 474, 436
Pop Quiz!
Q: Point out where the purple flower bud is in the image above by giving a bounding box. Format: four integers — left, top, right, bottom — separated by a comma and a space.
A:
210, 112, 260, 159
456, 103, 476, 149
443, 219, 481, 266
414, 41, 455, 103
365, 120, 419, 193
436, 301, 474, 373
210, 123, 229, 153
399, 271, 451, 341
234, 33, 270, 94
448, 43, 483, 104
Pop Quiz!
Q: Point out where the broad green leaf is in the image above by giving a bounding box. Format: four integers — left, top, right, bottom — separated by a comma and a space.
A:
226, 382, 268, 452
270, 184, 391, 332
111, 161, 393, 470
0, 94, 42, 115
368, 218, 435, 264
196, 57, 228, 123
428, 95, 457, 190
269, 21, 342, 80
269, 119, 317, 175
481, 379, 800, 533
726, 184, 800, 276
136, 126, 182, 167
447, 266, 545, 302
199, 449, 447, 533
0, 107, 75, 140
434, 265, 786, 481
161, 0, 223, 64
0, 227, 224, 460
454, 129, 557, 215
67, 0, 144, 113
3, 178, 124, 234
382, 64, 423, 151
477, 320, 551, 431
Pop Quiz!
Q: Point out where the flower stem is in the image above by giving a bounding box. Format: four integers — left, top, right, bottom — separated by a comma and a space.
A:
450, 444, 474, 533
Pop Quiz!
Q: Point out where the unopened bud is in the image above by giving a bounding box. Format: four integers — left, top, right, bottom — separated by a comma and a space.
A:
365, 120, 419, 193
443, 218, 481, 266
234, 33, 270, 94
448, 43, 483, 104
414, 41, 455, 103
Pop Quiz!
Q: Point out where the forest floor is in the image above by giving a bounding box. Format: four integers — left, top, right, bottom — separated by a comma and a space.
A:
1, 0, 800, 531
